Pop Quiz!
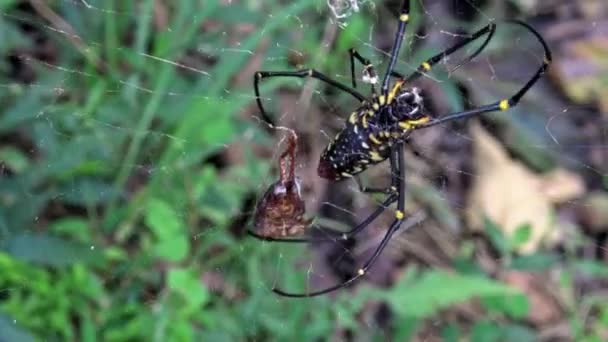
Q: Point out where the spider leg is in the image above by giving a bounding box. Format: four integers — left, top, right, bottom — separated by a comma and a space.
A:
356, 147, 400, 195
247, 193, 397, 243
254, 69, 367, 126
349, 49, 379, 97
381, 0, 411, 94
416, 20, 551, 129
272, 143, 418, 297
405, 22, 496, 83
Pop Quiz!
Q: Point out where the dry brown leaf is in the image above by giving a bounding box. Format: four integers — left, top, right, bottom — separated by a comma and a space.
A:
466, 123, 584, 253
549, 24, 608, 113
539, 168, 586, 204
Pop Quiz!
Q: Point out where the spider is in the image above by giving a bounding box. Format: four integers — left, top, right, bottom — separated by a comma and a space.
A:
250, 0, 552, 298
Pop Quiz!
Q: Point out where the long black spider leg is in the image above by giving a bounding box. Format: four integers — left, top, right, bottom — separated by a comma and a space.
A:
380, 0, 411, 95
356, 147, 401, 195
349, 49, 379, 97
273, 143, 416, 297
405, 22, 496, 83
416, 20, 551, 129
254, 69, 367, 126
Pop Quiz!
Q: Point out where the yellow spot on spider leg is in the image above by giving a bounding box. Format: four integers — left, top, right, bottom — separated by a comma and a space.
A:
399, 121, 412, 130
368, 134, 381, 145
410, 117, 430, 125
499, 99, 510, 111
399, 117, 430, 130
369, 151, 383, 161
395, 210, 405, 220
387, 81, 404, 104
379, 95, 386, 105
349, 112, 358, 124
422, 62, 431, 71
372, 103, 379, 111
399, 14, 409, 22
362, 116, 368, 128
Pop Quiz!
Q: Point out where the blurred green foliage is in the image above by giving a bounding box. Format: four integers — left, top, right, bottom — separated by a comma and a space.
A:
1, 0, 608, 340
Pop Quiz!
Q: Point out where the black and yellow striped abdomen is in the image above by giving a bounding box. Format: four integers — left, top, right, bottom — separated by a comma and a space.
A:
318, 105, 400, 181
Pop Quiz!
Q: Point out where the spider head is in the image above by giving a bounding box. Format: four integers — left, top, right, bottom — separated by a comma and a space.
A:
392, 86, 425, 121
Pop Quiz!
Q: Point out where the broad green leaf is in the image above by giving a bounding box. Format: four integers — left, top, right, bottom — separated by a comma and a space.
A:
145, 198, 183, 237
5, 233, 102, 267
168, 268, 209, 309
482, 293, 529, 318
441, 324, 460, 342
386, 270, 518, 318
501, 324, 537, 342
154, 235, 189, 262
61, 178, 121, 206
145, 199, 189, 262
483, 216, 509, 255
510, 223, 532, 248
471, 321, 502, 342
48, 217, 91, 243
510, 252, 559, 271
0, 147, 29, 173
574, 260, 608, 278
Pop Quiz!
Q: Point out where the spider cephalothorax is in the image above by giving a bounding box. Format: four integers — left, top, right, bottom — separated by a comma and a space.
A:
251, 0, 551, 297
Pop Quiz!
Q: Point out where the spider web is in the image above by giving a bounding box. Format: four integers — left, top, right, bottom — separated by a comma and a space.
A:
0, 0, 606, 339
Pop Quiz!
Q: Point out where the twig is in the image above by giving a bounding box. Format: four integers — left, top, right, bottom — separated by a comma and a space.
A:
29, 0, 105, 71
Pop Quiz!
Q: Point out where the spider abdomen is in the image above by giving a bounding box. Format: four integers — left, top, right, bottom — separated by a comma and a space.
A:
318, 106, 400, 181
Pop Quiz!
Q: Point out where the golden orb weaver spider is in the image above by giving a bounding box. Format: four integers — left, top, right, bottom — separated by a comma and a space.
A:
250, 0, 552, 298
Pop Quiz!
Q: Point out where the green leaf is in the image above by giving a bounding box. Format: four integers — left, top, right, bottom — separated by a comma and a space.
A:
48, 217, 91, 243
168, 268, 209, 309
471, 321, 502, 342
145, 198, 183, 237
5, 233, 102, 267
510, 223, 532, 248
510, 252, 559, 271
0, 147, 29, 173
154, 235, 189, 262
501, 324, 536, 342
145, 199, 189, 262
483, 216, 509, 255
441, 324, 460, 342
61, 178, 121, 206
482, 293, 529, 318
385, 270, 518, 318
574, 260, 608, 278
